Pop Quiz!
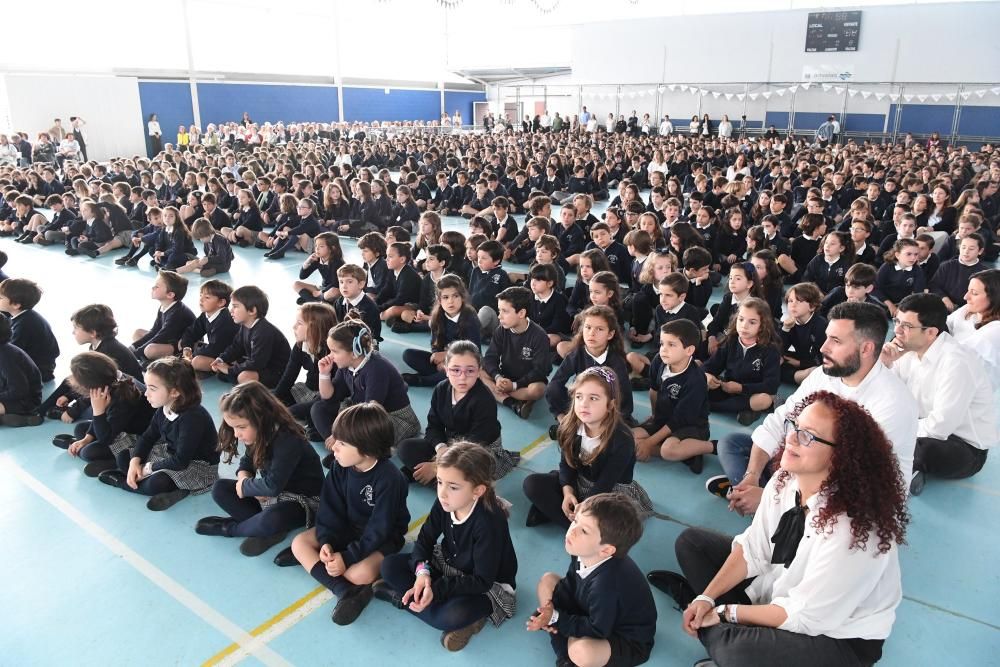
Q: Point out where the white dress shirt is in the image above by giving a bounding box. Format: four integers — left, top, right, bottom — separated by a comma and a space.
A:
948, 305, 1000, 379
734, 475, 901, 639
890, 333, 997, 449
752, 361, 917, 480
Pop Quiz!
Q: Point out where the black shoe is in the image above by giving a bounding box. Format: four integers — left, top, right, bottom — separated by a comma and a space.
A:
265, 251, 285, 260
83, 460, 117, 477
98, 469, 127, 489
195, 516, 235, 536
910, 470, 926, 496
737, 409, 760, 426
296, 289, 315, 305
322, 452, 335, 469
146, 489, 190, 511
525, 504, 551, 527
440, 617, 487, 651
237, 238, 250, 248
646, 570, 696, 609
65, 248, 79, 256
402, 373, 422, 387
509, 399, 533, 419
254, 241, 268, 249
273, 546, 299, 567
52, 434, 75, 449
306, 427, 323, 443
239, 532, 287, 556
372, 579, 404, 609
115, 255, 131, 266
81, 247, 99, 259
125, 257, 139, 267
0, 413, 44, 427
548, 424, 559, 440
682, 454, 704, 474
331, 584, 374, 626
705, 475, 732, 499
391, 321, 413, 334
630, 376, 651, 391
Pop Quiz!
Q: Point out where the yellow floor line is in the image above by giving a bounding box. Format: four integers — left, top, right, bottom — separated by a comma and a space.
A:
518, 433, 550, 456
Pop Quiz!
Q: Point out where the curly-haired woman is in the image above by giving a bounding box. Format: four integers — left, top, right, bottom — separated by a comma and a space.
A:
648, 390, 909, 667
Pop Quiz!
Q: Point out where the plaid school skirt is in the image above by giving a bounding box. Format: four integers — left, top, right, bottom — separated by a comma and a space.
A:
260, 492, 321, 527
485, 436, 517, 481
112, 433, 218, 494
388, 405, 421, 445
576, 475, 654, 520
432, 544, 516, 628
290, 382, 320, 405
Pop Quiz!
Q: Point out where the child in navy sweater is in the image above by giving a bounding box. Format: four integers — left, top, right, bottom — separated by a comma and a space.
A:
399, 340, 514, 484
402, 275, 481, 387
293, 232, 345, 305
482, 286, 550, 419
802, 230, 854, 294
333, 264, 382, 341
470, 240, 512, 338
528, 493, 657, 667
703, 298, 782, 426
375, 442, 517, 652
626, 272, 707, 385
132, 270, 196, 363
393, 243, 450, 334
358, 232, 389, 298
179, 279, 239, 374
0, 277, 60, 382
587, 222, 632, 288
523, 367, 652, 528
633, 319, 712, 472
0, 315, 43, 427
820, 262, 888, 317
197, 382, 324, 557
377, 242, 422, 323
780, 283, 828, 384
286, 402, 410, 624
98, 357, 219, 511
530, 263, 572, 351
876, 238, 926, 317
273, 302, 337, 438
151, 207, 197, 270
53, 352, 153, 477
211, 285, 291, 388
115, 206, 163, 267
179, 218, 233, 277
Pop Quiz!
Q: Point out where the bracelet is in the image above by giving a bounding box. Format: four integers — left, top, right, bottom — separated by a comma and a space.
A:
415, 568, 431, 577
318, 373, 331, 380
729, 604, 739, 624
693, 594, 716, 608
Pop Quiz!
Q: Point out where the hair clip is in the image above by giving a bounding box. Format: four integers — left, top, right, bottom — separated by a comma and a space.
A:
741, 261, 758, 280
581, 365, 617, 388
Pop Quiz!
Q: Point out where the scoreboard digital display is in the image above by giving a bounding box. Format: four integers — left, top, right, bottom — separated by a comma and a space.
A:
805, 11, 862, 52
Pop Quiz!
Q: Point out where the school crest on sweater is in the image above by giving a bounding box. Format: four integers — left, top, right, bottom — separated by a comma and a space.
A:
752, 358, 762, 371
666, 383, 682, 399
361, 484, 374, 507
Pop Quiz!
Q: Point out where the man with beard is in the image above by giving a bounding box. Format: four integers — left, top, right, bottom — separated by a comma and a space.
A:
704, 302, 917, 516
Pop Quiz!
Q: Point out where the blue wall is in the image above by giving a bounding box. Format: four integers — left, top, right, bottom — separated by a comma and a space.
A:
341, 87, 440, 122
890, 104, 955, 135
197, 83, 340, 126
138, 81, 194, 156
444, 91, 488, 124
764, 110, 885, 133
957, 105, 1000, 136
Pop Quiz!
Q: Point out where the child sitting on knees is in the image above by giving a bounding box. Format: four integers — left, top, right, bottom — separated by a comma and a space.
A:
482, 286, 551, 419
527, 493, 657, 667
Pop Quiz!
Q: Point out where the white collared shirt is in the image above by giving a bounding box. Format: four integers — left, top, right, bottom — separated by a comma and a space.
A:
349, 354, 370, 375
446, 312, 461, 324
890, 333, 996, 449
948, 305, 1000, 380
450, 497, 478, 525
752, 361, 917, 482
661, 357, 692, 382
163, 405, 179, 421
734, 475, 901, 639
160, 301, 177, 314
894, 264, 913, 272
577, 424, 601, 456
587, 348, 609, 365
535, 290, 553, 305
346, 292, 366, 308
577, 556, 613, 580
205, 309, 222, 324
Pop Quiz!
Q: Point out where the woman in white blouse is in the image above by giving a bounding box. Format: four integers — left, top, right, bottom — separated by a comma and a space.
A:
947, 269, 1000, 378
147, 113, 162, 155
718, 114, 733, 139
648, 390, 909, 666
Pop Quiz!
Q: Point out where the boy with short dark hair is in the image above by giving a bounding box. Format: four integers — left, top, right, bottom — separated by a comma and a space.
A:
819, 262, 889, 317
470, 240, 511, 337
335, 264, 382, 342
210, 285, 291, 387
0, 278, 60, 382
528, 493, 656, 667
131, 270, 197, 363
180, 279, 239, 373
0, 315, 43, 427
587, 222, 632, 288
482, 286, 550, 419
377, 242, 421, 323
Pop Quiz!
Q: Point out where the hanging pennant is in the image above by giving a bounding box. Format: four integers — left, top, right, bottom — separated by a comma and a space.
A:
930, 94, 941, 102
903, 94, 914, 102
761, 92, 772, 99
889, 94, 899, 102
916, 95, 927, 102
860, 91, 871, 99
788, 84, 799, 93
775, 89, 785, 97
822, 84, 832, 91
748, 93, 758, 101
875, 93, 885, 101
834, 87, 844, 94
712, 91, 721, 99
946, 93, 956, 101
975, 89, 987, 98
991, 87, 1000, 95
801, 82, 811, 90
699, 89, 709, 96
679, 85, 688, 92
725, 93, 733, 100
848, 89, 858, 97
960, 92, 971, 100
658, 87, 665, 93
668, 84, 676, 91
736, 94, 745, 101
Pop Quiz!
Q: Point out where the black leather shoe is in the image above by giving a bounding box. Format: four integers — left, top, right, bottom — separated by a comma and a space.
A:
646, 570, 695, 609
195, 516, 235, 536
52, 434, 75, 449
273, 546, 299, 567
372, 579, 404, 609
239, 533, 287, 556
682, 454, 704, 475
98, 469, 127, 488
331, 584, 374, 625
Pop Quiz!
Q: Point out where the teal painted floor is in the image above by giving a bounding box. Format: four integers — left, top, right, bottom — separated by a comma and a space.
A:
1, 206, 998, 666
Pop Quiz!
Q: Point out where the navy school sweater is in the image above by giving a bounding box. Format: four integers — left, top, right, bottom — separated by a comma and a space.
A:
425, 378, 500, 447
702, 338, 781, 396
299, 257, 343, 292
238, 428, 324, 499
532, 290, 572, 337
0, 341, 42, 413
133, 302, 197, 353
8, 309, 60, 381
376, 263, 421, 310
780, 313, 828, 367
334, 295, 383, 342
430, 309, 481, 352
179, 308, 240, 359
483, 320, 551, 386
330, 353, 411, 413
133, 404, 220, 471
546, 348, 633, 419
648, 357, 709, 432
802, 254, 851, 294
469, 266, 512, 313
558, 422, 638, 496
94, 336, 143, 380
586, 240, 633, 288
218, 318, 291, 383
274, 342, 322, 404
89, 378, 155, 448
875, 263, 926, 305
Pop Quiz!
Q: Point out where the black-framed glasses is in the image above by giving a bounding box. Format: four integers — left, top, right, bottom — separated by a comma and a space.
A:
891, 317, 929, 332
783, 418, 836, 448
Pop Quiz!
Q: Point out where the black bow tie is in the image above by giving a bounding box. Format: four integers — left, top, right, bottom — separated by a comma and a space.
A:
770, 491, 807, 569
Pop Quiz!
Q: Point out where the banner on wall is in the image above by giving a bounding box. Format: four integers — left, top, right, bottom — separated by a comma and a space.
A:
802, 65, 854, 83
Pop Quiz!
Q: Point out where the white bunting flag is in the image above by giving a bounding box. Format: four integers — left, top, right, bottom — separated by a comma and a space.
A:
960, 92, 971, 100
748, 93, 758, 100
848, 89, 858, 97
916, 95, 927, 102
861, 91, 871, 99
775, 89, 785, 97
712, 91, 721, 99
668, 84, 677, 91
822, 84, 832, 91
736, 94, 745, 101
976, 89, 987, 98
679, 85, 688, 92
801, 82, 811, 90
903, 95, 913, 102
725, 93, 733, 100
946, 93, 956, 101
930, 94, 941, 102
761, 92, 772, 99
875, 93, 885, 101
834, 87, 844, 94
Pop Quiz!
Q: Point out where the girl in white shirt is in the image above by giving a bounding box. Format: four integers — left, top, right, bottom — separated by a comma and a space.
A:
649, 390, 908, 667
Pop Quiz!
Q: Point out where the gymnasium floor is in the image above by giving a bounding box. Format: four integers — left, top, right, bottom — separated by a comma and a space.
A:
1, 201, 998, 667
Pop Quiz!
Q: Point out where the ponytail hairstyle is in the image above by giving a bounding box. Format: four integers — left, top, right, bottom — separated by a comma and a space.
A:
588, 271, 623, 313
435, 441, 507, 516
145, 356, 201, 412
883, 237, 918, 265
218, 381, 306, 468
299, 302, 338, 357
729, 261, 765, 299
68, 351, 142, 405
328, 316, 375, 359
429, 274, 475, 349
557, 366, 623, 468
822, 230, 856, 264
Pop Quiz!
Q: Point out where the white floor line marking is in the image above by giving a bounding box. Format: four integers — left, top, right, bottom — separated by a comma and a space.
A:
4, 461, 292, 667
215, 591, 334, 667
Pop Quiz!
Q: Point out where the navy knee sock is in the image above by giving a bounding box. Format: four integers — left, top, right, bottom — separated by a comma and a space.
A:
310, 562, 352, 598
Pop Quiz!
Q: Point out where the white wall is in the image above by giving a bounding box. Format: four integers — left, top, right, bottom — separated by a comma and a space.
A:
4, 75, 146, 161
571, 2, 1000, 84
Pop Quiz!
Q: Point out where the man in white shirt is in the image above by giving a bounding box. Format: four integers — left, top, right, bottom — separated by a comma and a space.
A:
881, 294, 995, 495
659, 115, 673, 136
540, 110, 552, 132
709, 301, 918, 515
580, 106, 591, 125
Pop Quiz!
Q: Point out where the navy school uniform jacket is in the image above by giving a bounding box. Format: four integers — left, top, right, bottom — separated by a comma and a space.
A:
567, 280, 591, 319
8, 310, 60, 381
206, 207, 231, 231
780, 313, 828, 367
587, 240, 632, 288
94, 335, 143, 380
483, 320, 551, 386
41, 208, 78, 235
391, 200, 420, 228
430, 310, 481, 352
930, 258, 985, 304
493, 214, 519, 243
469, 266, 511, 312
546, 347, 633, 418
684, 277, 714, 311
299, 257, 343, 293
363, 257, 389, 297
430, 185, 454, 211
875, 263, 926, 304
554, 223, 586, 258
819, 289, 888, 318
202, 233, 234, 270
180, 307, 240, 359
89, 379, 155, 449
274, 343, 322, 405
854, 243, 878, 267
714, 231, 748, 267
155, 227, 197, 257
425, 378, 500, 447
918, 253, 940, 283
802, 254, 851, 294
648, 357, 709, 433
284, 214, 321, 239
218, 318, 291, 382
532, 291, 572, 337
234, 207, 263, 232
133, 404, 220, 471
0, 341, 42, 413
134, 302, 197, 353
238, 428, 324, 499
551, 555, 656, 648
334, 294, 382, 342
706, 293, 744, 339
315, 457, 410, 567
408, 498, 518, 600
447, 184, 473, 211
702, 339, 781, 396
508, 183, 532, 210
376, 264, 421, 310
558, 422, 638, 495
80, 218, 114, 244
329, 353, 411, 412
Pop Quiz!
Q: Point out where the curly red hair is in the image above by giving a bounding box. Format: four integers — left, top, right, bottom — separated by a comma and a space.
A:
773, 390, 909, 554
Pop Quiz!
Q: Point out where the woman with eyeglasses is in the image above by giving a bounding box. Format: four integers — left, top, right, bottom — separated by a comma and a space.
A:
396, 340, 513, 486
648, 390, 909, 667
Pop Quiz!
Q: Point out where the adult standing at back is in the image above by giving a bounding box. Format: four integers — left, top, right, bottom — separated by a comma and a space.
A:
147, 113, 163, 156
579, 106, 591, 126
48, 118, 65, 143
70, 117, 88, 161
815, 116, 835, 148
881, 293, 996, 495
708, 301, 918, 516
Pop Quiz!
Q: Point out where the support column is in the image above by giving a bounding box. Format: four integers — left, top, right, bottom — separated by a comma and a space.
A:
181, 0, 201, 128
